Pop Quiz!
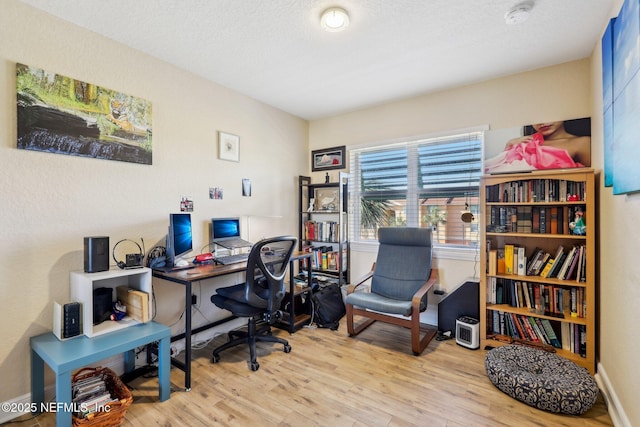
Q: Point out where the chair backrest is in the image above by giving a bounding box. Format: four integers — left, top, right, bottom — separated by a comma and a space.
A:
371, 227, 432, 306
244, 235, 297, 314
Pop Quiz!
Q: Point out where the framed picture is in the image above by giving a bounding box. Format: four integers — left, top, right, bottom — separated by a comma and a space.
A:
484, 117, 591, 174
312, 145, 345, 171
219, 131, 240, 162
314, 188, 339, 211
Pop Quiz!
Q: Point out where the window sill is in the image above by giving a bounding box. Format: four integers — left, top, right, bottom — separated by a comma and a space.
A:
350, 241, 480, 262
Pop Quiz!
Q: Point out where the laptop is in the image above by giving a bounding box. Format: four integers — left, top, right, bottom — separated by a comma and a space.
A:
211, 217, 252, 249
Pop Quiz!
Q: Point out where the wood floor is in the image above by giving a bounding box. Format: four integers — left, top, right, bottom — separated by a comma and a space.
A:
23, 319, 612, 427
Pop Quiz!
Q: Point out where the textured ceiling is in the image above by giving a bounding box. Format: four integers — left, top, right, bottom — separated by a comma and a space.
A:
18, 0, 616, 120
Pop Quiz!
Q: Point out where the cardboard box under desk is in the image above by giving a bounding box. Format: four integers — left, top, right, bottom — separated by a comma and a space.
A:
116, 286, 150, 323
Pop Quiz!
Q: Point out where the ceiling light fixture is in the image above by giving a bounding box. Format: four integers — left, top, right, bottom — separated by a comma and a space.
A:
320, 7, 350, 32
504, 1, 534, 25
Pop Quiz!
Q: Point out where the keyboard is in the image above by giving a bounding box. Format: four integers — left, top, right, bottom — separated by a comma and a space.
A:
215, 253, 249, 265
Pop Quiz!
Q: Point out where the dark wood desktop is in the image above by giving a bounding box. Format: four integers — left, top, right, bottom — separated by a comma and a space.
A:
152, 251, 312, 390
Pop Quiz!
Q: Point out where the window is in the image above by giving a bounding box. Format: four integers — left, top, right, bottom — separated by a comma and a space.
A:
348, 130, 484, 248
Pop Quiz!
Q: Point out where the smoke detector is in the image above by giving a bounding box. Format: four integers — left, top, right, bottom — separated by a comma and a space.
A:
504, 1, 534, 25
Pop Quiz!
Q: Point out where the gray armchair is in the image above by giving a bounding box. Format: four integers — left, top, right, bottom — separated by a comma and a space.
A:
344, 227, 438, 355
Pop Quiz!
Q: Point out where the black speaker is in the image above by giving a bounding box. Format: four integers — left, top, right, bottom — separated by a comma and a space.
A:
84, 236, 109, 273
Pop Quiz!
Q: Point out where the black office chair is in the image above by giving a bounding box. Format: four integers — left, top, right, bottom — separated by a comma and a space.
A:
210, 236, 297, 371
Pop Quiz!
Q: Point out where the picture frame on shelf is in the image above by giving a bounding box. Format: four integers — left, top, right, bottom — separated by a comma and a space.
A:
218, 131, 240, 162
311, 146, 345, 171
314, 188, 339, 211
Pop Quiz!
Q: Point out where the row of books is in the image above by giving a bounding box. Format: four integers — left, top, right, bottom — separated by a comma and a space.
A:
488, 311, 587, 357
487, 277, 587, 318
487, 205, 586, 235
485, 179, 586, 203
303, 220, 341, 242
487, 243, 587, 282
72, 372, 117, 418
301, 245, 347, 272
528, 244, 587, 281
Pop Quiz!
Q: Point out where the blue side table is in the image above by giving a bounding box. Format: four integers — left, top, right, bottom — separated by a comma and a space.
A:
31, 321, 171, 427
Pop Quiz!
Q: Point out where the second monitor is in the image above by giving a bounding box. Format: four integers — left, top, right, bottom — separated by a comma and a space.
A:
211, 217, 252, 250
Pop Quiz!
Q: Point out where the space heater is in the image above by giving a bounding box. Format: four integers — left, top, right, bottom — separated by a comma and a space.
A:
455, 316, 479, 350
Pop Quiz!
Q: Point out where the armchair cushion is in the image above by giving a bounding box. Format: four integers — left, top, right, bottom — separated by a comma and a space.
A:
345, 291, 413, 316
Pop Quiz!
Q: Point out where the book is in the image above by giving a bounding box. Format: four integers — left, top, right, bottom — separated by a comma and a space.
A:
539, 207, 547, 233
564, 245, 582, 280
531, 206, 540, 233
488, 249, 497, 276
557, 246, 577, 280
550, 207, 558, 234
540, 319, 562, 348
496, 249, 505, 274
539, 258, 555, 278
532, 251, 550, 276
526, 247, 542, 275
517, 246, 526, 276
504, 244, 514, 275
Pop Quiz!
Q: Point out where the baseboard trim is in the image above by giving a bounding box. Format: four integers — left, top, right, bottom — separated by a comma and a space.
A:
596, 362, 631, 427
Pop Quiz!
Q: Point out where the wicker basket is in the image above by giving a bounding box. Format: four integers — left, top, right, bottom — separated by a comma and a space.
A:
71, 367, 133, 427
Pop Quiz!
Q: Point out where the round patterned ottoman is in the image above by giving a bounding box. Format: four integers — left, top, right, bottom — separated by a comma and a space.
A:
485, 345, 598, 415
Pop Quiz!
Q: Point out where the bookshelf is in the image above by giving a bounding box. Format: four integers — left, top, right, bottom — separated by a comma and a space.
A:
480, 168, 596, 374
298, 173, 350, 287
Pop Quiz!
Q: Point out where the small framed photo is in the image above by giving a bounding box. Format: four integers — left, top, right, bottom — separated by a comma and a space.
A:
314, 188, 340, 211
218, 131, 240, 162
311, 145, 345, 171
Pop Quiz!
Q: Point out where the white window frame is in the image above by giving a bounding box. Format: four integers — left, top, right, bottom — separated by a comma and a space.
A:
348, 126, 488, 260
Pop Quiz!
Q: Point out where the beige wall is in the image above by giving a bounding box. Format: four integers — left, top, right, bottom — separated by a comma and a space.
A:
0, 0, 308, 404
590, 14, 639, 427
310, 60, 592, 321
310, 56, 637, 425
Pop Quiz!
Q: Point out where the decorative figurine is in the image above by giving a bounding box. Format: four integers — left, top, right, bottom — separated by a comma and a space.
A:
308, 198, 315, 212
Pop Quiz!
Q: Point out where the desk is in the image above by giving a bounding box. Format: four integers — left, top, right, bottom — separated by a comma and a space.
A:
152, 251, 312, 390
30, 321, 170, 427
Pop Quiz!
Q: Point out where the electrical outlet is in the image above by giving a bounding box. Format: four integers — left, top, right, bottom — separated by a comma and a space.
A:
191, 294, 197, 305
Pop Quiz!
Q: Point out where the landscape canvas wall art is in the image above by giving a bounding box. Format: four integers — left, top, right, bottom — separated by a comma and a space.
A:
17, 63, 152, 165
602, 0, 640, 195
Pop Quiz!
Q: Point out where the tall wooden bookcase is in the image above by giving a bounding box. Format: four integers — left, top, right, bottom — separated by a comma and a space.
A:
480, 168, 596, 374
298, 173, 350, 287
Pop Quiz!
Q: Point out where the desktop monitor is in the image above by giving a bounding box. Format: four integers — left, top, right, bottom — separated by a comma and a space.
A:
211, 217, 242, 242
167, 213, 193, 267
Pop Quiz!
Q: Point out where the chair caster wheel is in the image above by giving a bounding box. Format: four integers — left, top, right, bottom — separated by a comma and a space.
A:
212, 354, 220, 363
250, 361, 260, 371
284, 344, 292, 353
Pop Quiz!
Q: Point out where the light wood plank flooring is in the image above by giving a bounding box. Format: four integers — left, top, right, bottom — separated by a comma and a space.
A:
20, 320, 612, 426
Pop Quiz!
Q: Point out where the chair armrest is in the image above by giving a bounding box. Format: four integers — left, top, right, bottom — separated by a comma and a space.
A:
346, 263, 375, 295
411, 268, 438, 309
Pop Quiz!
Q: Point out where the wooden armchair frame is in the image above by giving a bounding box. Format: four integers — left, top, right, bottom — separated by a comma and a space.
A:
345, 263, 438, 355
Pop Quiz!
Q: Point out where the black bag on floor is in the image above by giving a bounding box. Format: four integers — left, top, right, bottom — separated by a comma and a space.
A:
312, 283, 345, 330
